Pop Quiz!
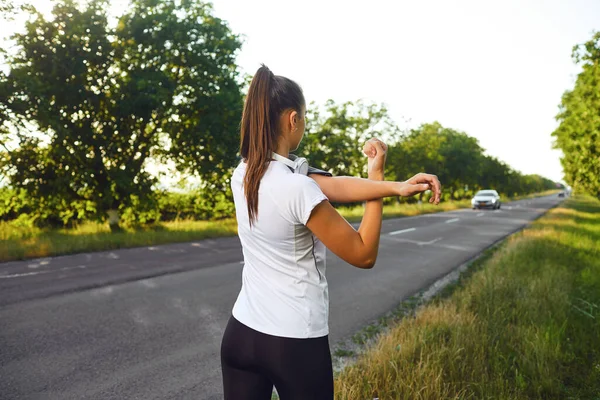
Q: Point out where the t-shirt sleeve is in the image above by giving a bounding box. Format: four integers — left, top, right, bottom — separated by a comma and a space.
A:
282, 176, 329, 225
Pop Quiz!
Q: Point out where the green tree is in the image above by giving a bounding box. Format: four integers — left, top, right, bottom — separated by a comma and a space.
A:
478, 156, 511, 193
389, 122, 448, 182
552, 31, 600, 198
298, 100, 400, 177
0, 0, 15, 16
387, 122, 485, 200
438, 128, 484, 198
0, 0, 243, 229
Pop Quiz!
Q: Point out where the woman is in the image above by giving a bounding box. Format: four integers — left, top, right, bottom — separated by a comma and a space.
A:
221, 65, 441, 400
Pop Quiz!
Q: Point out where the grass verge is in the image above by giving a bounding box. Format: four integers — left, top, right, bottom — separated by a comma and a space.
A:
333, 195, 600, 399
0, 219, 239, 262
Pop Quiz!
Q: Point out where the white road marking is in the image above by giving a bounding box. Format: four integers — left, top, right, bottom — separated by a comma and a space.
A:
389, 228, 416, 236
0, 270, 52, 279
164, 248, 186, 254
439, 244, 472, 252
446, 218, 460, 224
477, 213, 485, 217
420, 237, 443, 245
91, 286, 115, 297
140, 279, 157, 288
383, 236, 442, 246
386, 237, 471, 252
0, 265, 89, 279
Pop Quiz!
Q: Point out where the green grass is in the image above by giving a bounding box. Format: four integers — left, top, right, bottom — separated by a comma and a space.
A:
334, 195, 600, 399
0, 191, 557, 263
0, 219, 239, 262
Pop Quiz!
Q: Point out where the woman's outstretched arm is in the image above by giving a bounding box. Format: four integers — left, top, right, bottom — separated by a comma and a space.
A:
309, 138, 441, 204
310, 173, 442, 204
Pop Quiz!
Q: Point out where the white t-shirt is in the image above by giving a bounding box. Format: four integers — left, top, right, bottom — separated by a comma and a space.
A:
231, 160, 330, 338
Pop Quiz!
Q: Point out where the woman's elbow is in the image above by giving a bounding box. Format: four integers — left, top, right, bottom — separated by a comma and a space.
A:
355, 256, 377, 269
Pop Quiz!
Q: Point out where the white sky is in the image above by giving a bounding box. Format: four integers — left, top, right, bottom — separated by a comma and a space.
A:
209, 0, 599, 183
4, 0, 600, 183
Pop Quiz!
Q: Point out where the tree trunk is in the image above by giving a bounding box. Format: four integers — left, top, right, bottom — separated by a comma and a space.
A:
107, 209, 121, 232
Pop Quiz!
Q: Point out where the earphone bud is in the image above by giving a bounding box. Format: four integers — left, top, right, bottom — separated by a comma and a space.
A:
271, 153, 309, 175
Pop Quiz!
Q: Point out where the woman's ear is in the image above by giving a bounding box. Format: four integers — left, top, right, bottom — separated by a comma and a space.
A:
289, 110, 298, 132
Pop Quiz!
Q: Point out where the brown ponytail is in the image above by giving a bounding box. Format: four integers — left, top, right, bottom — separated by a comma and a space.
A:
240, 65, 304, 226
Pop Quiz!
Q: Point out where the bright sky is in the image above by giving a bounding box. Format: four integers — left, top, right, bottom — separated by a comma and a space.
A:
208, 0, 600, 183
5, 0, 600, 183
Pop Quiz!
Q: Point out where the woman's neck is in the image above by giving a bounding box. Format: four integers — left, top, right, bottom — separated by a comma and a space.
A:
274, 139, 290, 158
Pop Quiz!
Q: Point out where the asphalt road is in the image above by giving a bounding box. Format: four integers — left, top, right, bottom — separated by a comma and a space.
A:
0, 195, 563, 399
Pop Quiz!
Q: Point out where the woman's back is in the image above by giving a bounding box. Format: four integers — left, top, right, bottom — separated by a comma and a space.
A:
231, 160, 330, 338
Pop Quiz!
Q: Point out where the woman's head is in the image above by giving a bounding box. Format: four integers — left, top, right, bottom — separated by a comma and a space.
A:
240, 65, 305, 224
240, 65, 306, 157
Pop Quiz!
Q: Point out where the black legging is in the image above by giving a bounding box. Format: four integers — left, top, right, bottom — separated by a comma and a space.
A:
221, 315, 334, 400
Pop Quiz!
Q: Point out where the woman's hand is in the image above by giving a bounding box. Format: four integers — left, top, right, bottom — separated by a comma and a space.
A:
362, 138, 388, 180
398, 173, 442, 204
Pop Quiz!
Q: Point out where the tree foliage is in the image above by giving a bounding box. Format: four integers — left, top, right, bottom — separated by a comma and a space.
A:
552, 31, 600, 198
387, 122, 555, 201
298, 100, 400, 177
0, 0, 243, 227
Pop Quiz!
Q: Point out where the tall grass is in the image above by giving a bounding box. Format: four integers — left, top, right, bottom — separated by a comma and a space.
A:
334, 195, 600, 399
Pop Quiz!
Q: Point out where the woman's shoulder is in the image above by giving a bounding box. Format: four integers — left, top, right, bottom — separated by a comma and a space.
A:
266, 171, 324, 207
231, 162, 245, 183
274, 169, 317, 189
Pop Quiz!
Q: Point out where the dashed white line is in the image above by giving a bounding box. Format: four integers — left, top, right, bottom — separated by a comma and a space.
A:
389, 227, 416, 236
0, 265, 89, 279
0, 270, 53, 279
477, 213, 485, 217
446, 218, 460, 224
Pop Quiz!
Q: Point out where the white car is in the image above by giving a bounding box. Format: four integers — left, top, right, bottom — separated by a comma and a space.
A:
471, 189, 501, 210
